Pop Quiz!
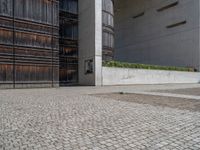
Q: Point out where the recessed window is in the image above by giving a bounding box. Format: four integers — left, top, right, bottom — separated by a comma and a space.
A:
59, 0, 78, 14
103, 12, 114, 28
157, 1, 179, 12
132, 12, 145, 19
166, 20, 186, 29
103, 31, 114, 49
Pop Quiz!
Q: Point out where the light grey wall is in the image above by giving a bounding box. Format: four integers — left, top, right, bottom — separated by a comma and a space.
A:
114, 0, 200, 71
102, 67, 200, 85
78, 0, 102, 85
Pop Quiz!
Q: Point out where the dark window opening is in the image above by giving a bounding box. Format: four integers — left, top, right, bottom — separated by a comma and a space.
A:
166, 20, 186, 29
157, 1, 179, 12
133, 12, 145, 19
59, 0, 78, 85
59, 0, 78, 14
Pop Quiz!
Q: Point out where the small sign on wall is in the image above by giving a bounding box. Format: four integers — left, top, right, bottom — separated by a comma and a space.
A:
85, 59, 94, 74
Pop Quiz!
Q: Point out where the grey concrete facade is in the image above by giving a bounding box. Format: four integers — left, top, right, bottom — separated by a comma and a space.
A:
78, 0, 102, 86
114, 0, 200, 71
102, 67, 200, 85
78, 0, 200, 86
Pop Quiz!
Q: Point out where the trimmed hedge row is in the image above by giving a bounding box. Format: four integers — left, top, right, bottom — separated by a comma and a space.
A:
103, 61, 195, 72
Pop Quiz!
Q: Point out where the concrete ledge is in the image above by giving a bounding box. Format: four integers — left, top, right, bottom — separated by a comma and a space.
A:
102, 67, 200, 85
0, 84, 14, 89
0, 83, 59, 89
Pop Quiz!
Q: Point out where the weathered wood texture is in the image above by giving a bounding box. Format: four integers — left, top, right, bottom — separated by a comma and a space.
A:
59, 0, 78, 85
0, 0, 59, 88
102, 0, 114, 61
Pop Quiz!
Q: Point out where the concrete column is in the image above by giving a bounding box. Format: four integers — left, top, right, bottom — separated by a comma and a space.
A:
78, 0, 102, 85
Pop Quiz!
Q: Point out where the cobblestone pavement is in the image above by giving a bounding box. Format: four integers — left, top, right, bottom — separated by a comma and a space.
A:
1, 86, 200, 150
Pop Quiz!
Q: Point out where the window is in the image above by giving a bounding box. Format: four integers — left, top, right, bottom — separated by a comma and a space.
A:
103, 0, 114, 15
166, 20, 186, 29
59, 0, 78, 14
103, 32, 114, 49
103, 12, 114, 27
102, 0, 114, 61
133, 12, 145, 19
157, 1, 179, 12
0, 0, 13, 16
61, 23, 78, 40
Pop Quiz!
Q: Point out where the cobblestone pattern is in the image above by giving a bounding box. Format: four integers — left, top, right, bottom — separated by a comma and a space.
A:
0, 90, 200, 150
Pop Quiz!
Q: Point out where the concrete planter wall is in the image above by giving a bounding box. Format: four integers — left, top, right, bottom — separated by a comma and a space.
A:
102, 67, 200, 85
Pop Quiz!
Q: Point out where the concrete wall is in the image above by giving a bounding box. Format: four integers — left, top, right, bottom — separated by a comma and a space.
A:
102, 67, 200, 85
78, 0, 102, 85
114, 0, 200, 71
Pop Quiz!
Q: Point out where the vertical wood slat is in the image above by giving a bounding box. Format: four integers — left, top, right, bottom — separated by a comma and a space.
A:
0, 0, 59, 88
0, 0, 14, 87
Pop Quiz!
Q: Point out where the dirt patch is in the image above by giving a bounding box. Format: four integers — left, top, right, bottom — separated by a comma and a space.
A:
94, 93, 200, 112
156, 88, 200, 96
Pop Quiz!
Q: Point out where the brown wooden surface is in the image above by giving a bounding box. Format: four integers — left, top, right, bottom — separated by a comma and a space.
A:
0, 0, 59, 87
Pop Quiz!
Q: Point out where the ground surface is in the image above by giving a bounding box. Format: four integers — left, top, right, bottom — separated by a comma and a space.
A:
1, 84, 200, 150
94, 93, 200, 112
157, 88, 200, 96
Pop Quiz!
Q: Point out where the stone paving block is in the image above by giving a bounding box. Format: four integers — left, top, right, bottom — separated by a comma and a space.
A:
0, 88, 200, 149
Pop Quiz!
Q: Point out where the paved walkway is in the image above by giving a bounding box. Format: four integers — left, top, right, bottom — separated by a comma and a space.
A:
0, 84, 200, 150
129, 91, 200, 100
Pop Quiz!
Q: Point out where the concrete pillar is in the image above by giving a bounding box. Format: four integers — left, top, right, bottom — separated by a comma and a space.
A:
78, 0, 102, 85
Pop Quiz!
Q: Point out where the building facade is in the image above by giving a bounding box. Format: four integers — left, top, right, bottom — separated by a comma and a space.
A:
0, 0, 199, 88
0, 0, 59, 88
102, 0, 114, 61
114, 0, 200, 72
59, 0, 78, 85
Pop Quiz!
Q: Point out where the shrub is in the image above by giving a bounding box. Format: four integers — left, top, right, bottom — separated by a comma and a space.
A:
103, 61, 195, 72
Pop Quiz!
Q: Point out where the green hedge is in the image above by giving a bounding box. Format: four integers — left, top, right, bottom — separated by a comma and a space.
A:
103, 61, 195, 72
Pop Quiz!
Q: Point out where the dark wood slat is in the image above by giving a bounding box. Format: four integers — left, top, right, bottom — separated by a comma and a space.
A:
0, 0, 59, 87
